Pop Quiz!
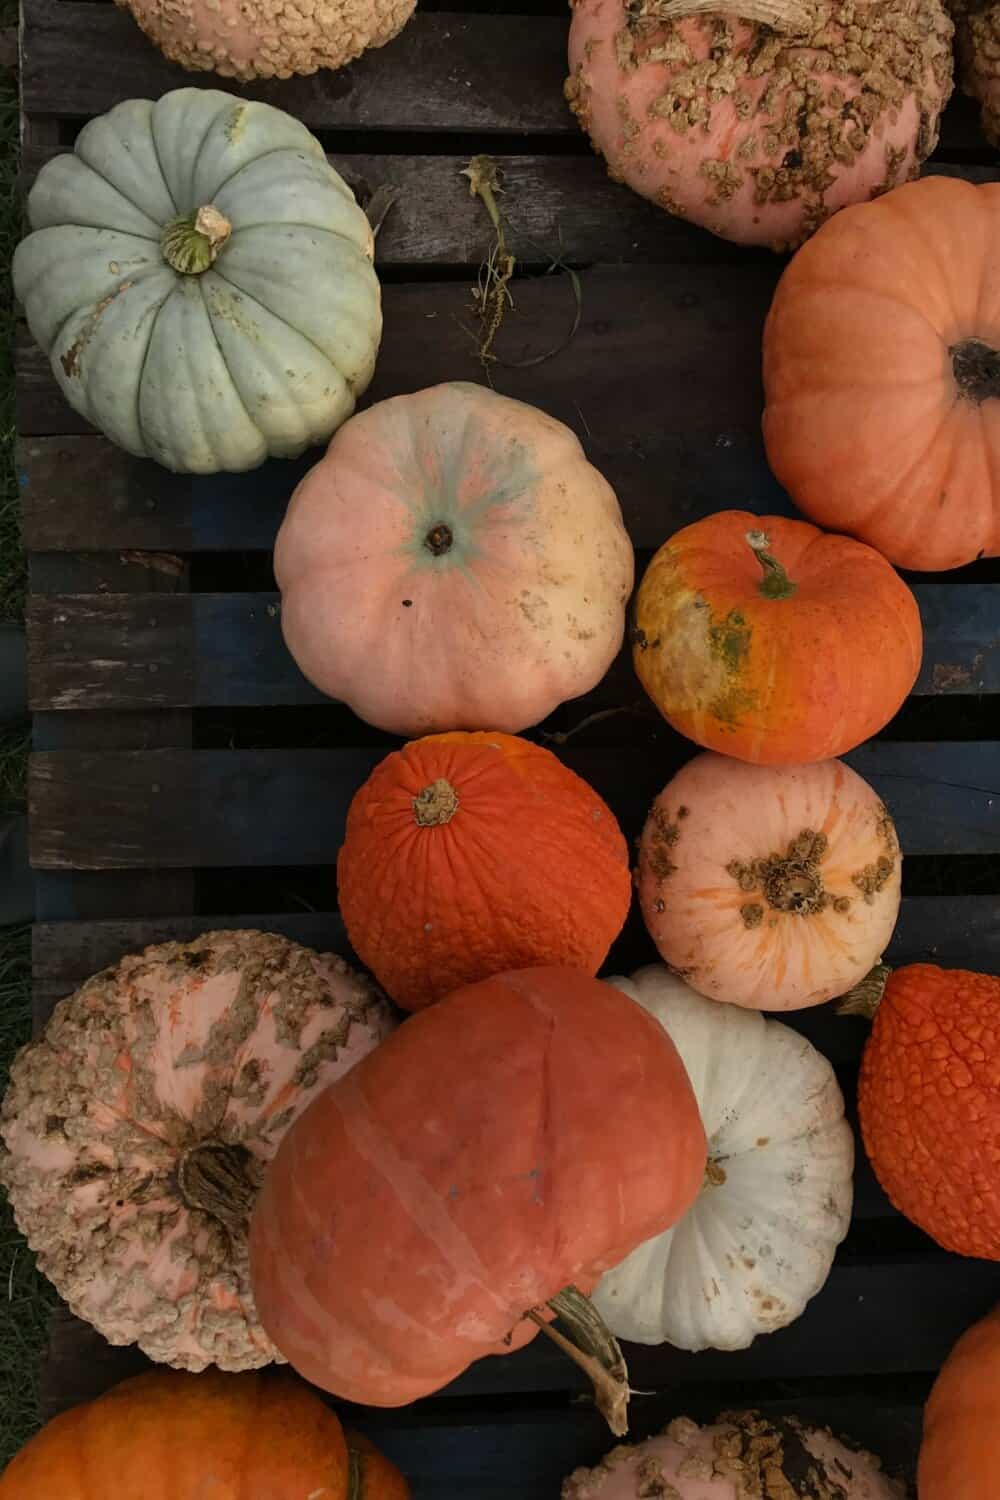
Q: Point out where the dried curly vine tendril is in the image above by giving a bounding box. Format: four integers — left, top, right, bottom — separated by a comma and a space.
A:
526, 1284, 631, 1436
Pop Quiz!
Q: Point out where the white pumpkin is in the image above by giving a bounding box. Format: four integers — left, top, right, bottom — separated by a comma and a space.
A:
595, 965, 854, 1351
13, 89, 381, 474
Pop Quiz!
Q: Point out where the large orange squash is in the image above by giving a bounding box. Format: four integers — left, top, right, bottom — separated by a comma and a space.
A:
632, 511, 921, 764
249, 966, 707, 1425
763, 176, 1000, 572
919, 1303, 1000, 1500
337, 731, 632, 1010
0, 1368, 410, 1498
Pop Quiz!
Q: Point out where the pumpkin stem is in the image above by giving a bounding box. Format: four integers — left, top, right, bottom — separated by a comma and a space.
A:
746, 530, 798, 601
424, 523, 454, 556
176, 1140, 261, 1237
642, 0, 813, 33
527, 1284, 631, 1436
837, 961, 892, 1020
346, 1449, 363, 1500
161, 204, 233, 275
413, 778, 460, 827
951, 339, 1000, 405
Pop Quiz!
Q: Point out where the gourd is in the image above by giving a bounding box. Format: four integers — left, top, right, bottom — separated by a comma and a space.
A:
919, 1303, 1000, 1500
250, 966, 707, 1431
117, 0, 415, 81
763, 176, 1000, 571
637, 752, 901, 1010
0, 1369, 411, 1499
337, 731, 632, 1010
631, 512, 921, 764
949, 0, 1000, 147
594, 965, 853, 1350
855, 964, 1000, 1258
13, 89, 381, 474
274, 382, 634, 737
562, 1411, 906, 1499
0, 931, 393, 1370
566, 0, 953, 252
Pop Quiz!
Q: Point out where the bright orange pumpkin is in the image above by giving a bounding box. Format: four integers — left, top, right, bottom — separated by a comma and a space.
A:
337, 731, 632, 1010
249, 966, 707, 1415
919, 1303, 1000, 1500
763, 176, 1000, 572
632, 511, 921, 765
0, 1368, 410, 1498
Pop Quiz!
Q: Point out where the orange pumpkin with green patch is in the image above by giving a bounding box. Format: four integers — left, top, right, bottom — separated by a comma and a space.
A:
631, 511, 922, 765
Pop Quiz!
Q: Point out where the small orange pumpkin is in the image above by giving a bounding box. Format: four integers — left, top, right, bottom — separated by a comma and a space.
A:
919, 1303, 1000, 1500
632, 511, 921, 765
337, 731, 632, 1010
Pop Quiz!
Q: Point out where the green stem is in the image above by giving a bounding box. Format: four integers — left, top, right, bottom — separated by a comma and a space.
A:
161, 204, 232, 275
746, 529, 798, 600
527, 1285, 630, 1436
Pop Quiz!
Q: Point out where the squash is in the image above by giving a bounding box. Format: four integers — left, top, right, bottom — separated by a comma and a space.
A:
631, 511, 921, 764
562, 1410, 905, 1498
12, 89, 381, 474
856, 964, 1000, 1258
337, 731, 632, 1010
274, 381, 634, 737
949, 0, 1000, 148
249, 966, 707, 1430
594, 965, 853, 1350
763, 176, 1000, 571
0, 1368, 410, 1499
637, 752, 901, 1010
919, 1303, 1000, 1500
117, 0, 415, 81
0, 931, 393, 1370
566, 0, 953, 252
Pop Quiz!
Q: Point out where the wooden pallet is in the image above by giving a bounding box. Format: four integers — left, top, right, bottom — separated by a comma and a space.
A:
15, 0, 1000, 1491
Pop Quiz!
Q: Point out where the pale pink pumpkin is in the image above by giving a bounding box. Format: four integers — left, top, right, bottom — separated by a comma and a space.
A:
274, 381, 634, 737
637, 754, 901, 1010
0, 931, 393, 1371
566, 0, 953, 251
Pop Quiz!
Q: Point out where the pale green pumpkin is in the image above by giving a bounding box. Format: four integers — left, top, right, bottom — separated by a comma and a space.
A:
14, 88, 382, 474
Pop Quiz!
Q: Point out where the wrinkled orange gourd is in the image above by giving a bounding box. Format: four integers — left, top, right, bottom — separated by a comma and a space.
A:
0, 1368, 410, 1498
858, 965, 1000, 1257
337, 731, 632, 1010
632, 511, 921, 765
763, 177, 1000, 571
919, 1303, 1000, 1500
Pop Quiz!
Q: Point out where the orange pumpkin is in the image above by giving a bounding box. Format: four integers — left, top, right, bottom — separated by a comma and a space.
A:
763, 176, 1000, 572
0, 1368, 410, 1498
857, 964, 1000, 1257
337, 731, 632, 1010
250, 966, 707, 1419
631, 511, 922, 764
919, 1303, 1000, 1500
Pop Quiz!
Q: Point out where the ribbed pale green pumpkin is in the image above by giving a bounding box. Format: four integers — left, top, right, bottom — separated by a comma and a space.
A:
14, 88, 382, 474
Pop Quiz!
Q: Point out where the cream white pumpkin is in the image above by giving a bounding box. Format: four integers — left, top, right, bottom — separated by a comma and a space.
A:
13, 89, 381, 474
595, 965, 853, 1351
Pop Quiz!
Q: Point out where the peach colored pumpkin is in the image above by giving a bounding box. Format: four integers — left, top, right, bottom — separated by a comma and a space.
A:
566, 0, 953, 252
0, 931, 393, 1371
637, 753, 901, 1010
274, 381, 634, 737
919, 1302, 1000, 1500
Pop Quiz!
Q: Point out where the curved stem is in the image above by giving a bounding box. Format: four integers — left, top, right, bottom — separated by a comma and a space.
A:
837, 962, 892, 1020
648, 0, 813, 32
346, 1449, 363, 1500
746, 529, 798, 601
527, 1285, 630, 1436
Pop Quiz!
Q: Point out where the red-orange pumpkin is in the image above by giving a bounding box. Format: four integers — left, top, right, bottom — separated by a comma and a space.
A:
249, 966, 707, 1413
337, 731, 632, 1010
919, 1302, 1000, 1500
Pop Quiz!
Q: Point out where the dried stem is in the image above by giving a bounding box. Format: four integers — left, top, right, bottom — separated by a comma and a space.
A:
527, 1284, 630, 1436
837, 962, 892, 1020
645, 0, 813, 33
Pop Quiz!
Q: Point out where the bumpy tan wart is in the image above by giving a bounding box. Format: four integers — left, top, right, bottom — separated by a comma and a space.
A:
118, 0, 416, 80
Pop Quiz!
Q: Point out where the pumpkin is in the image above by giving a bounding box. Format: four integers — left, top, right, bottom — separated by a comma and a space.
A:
0, 1368, 410, 1499
250, 966, 707, 1429
631, 511, 921, 765
594, 965, 853, 1350
763, 176, 1000, 572
562, 1411, 905, 1499
274, 381, 634, 737
12, 89, 381, 474
950, 0, 1000, 147
637, 752, 901, 1010
919, 1303, 1000, 1500
856, 964, 1000, 1258
117, 0, 415, 81
0, 931, 393, 1370
337, 731, 632, 1011
565, 0, 952, 253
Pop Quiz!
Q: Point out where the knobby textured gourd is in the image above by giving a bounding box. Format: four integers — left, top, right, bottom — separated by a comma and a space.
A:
594, 966, 853, 1351
0, 931, 393, 1370
275, 382, 634, 737
13, 89, 381, 474
919, 1302, 1000, 1500
949, 0, 1000, 146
